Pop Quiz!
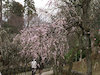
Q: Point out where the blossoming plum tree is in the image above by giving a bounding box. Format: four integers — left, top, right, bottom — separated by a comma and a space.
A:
14, 18, 69, 63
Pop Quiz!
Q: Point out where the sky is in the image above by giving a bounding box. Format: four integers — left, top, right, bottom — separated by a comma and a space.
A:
15, 0, 57, 22
15, 0, 49, 9
15, 0, 24, 5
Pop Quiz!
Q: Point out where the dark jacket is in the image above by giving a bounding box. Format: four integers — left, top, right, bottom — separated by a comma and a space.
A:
39, 62, 44, 70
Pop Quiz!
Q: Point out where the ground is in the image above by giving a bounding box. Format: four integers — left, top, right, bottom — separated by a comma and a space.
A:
17, 70, 53, 75
36, 70, 53, 75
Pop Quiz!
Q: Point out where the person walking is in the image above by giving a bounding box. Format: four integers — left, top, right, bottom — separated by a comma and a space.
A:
0, 72, 2, 75
31, 59, 37, 75
39, 62, 44, 75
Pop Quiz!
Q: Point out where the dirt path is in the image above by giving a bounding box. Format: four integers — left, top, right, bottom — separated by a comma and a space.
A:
36, 70, 53, 75
17, 70, 53, 75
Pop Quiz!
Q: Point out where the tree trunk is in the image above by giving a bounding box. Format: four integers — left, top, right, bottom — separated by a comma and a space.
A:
67, 48, 78, 75
59, 65, 63, 75
67, 61, 73, 75
86, 53, 92, 75
53, 65, 58, 75
58, 57, 63, 75
79, 50, 82, 61
86, 33, 92, 75
0, 0, 2, 27
53, 58, 58, 75
75, 53, 77, 61
81, 0, 92, 75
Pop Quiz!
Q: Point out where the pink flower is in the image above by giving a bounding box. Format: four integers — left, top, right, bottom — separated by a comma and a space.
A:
94, 38, 96, 41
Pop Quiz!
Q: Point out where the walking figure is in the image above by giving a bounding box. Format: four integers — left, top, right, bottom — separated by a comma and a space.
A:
0, 72, 2, 75
39, 62, 44, 75
31, 59, 37, 75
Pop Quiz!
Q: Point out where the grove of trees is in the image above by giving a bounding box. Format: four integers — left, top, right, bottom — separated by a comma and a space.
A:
0, 0, 100, 75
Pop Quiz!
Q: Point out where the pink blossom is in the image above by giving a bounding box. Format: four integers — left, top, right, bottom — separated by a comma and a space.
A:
94, 38, 96, 41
